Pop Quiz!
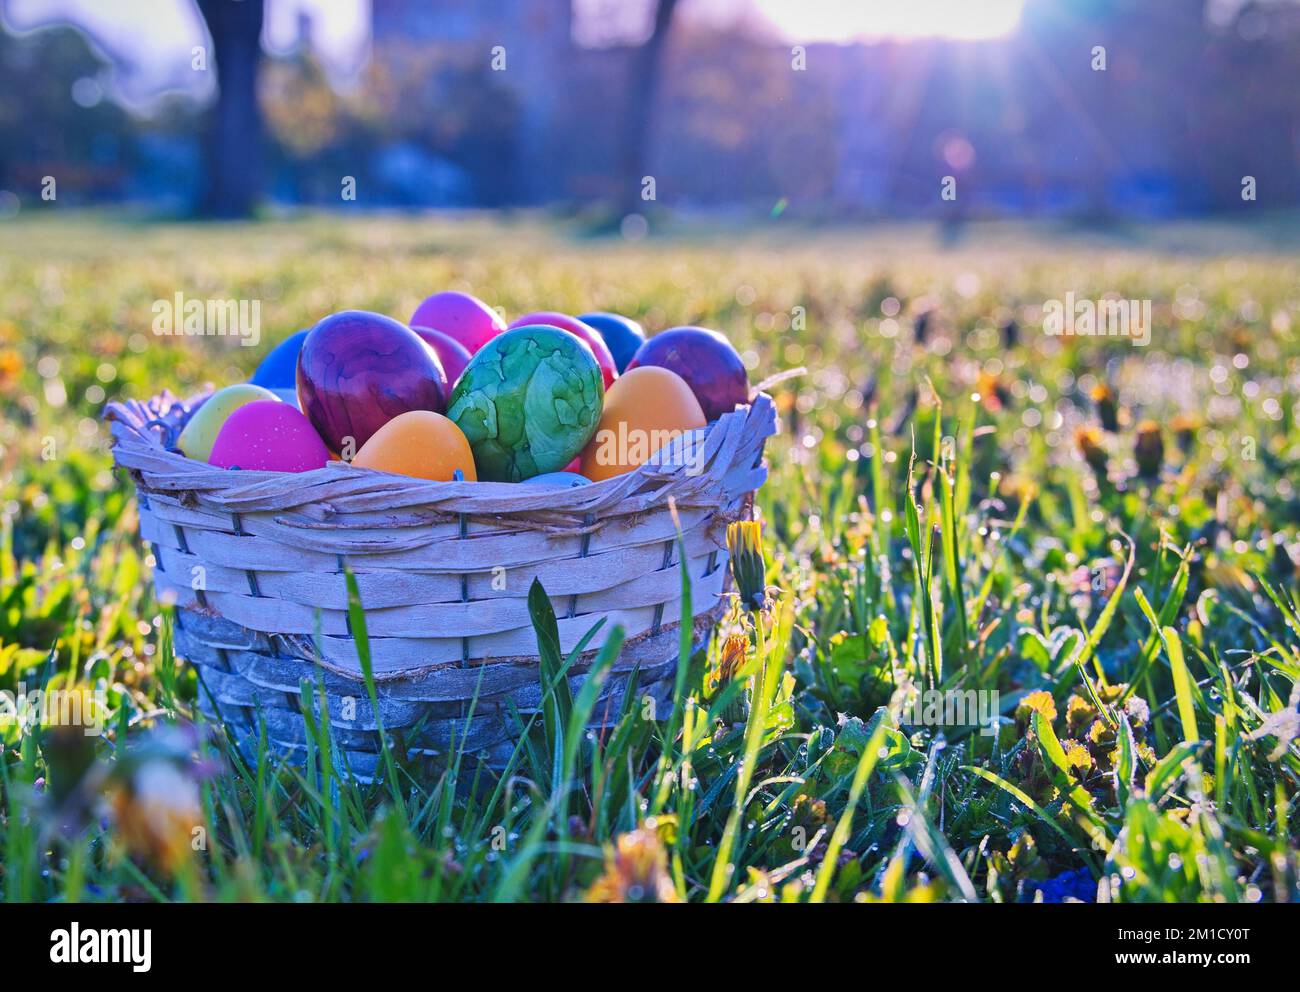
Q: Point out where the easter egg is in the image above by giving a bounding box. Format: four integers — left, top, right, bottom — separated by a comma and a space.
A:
352, 411, 476, 482
447, 325, 604, 482
524, 471, 592, 488
250, 329, 310, 390
509, 311, 618, 389
627, 326, 749, 422
270, 388, 300, 409
177, 383, 280, 462
297, 310, 448, 456
409, 291, 506, 355
412, 326, 473, 388
579, 312, 644, 374
209, 401, 330, 473
580, 366, 706, 482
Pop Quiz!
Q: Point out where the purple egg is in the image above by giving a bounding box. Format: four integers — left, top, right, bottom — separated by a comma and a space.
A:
297, 310, 448, 456
626, 326, 749, 422
412, 326, 473, 388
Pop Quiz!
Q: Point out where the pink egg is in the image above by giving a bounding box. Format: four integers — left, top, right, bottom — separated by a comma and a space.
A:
209, 401, 330, 473
409, 291, 506, 355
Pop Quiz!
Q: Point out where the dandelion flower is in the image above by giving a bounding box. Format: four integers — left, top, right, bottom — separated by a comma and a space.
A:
584, 827, 679, 903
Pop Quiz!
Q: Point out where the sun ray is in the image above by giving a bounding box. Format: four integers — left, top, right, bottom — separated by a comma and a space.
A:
752, 0, 1026, 41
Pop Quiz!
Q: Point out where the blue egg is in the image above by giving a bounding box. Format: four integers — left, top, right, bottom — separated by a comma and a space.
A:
524, 471, 592, 488
579, 312, 645, 374
250, 329, 310, 390
269, 387, 300, 409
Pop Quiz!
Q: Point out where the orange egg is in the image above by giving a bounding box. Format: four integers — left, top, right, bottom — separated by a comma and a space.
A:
352, 411, 477, 481
580, 366, 706, 482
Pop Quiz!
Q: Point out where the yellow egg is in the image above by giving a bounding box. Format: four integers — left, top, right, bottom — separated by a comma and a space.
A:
178, 384, 280, 462
580, 366, 706, 482
352, 410, 477, 482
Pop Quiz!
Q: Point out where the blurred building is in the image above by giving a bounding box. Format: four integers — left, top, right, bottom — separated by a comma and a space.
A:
371, 0, 572, 203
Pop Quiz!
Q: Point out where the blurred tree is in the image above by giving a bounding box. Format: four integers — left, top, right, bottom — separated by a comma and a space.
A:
618, 0, 680, 216
646, 25, 837, 206
354, 41, 520, 205
261, 52, 343, 159
0, 25, 137, 201
260, 42, 518, 206
195, 0, 265, 217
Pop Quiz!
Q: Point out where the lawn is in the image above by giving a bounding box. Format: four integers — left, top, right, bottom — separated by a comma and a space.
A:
2, 211, 1298, 902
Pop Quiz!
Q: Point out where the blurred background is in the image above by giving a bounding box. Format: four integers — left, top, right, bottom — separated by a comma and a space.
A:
2, 0, 1298, 224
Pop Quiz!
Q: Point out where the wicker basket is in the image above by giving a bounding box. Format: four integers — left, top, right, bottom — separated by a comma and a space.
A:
106, 389, 776, 778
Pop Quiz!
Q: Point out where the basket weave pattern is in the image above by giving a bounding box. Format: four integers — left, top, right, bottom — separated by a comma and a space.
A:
107, 390, 776, 777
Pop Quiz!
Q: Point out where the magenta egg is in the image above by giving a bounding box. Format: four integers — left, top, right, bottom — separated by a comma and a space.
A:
412, 326, 473, 388
409, 291, 506, 355
626, 326, 749, 422
297, 310, 448, 456
209, 401, 330, 472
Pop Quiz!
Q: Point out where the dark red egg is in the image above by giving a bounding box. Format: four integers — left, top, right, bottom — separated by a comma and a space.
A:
508, 311, 618, 389
413, 326, 473, 388
297, 310, 448, 457
409, 291, 506, 355
626, 326, 749, 422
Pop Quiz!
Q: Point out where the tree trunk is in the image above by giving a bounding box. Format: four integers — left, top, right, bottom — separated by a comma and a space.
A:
196, 0, 265, 218
617, 0, 680, 217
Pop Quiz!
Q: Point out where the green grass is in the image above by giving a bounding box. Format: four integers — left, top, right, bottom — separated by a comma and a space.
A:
1, 212, 1298, 903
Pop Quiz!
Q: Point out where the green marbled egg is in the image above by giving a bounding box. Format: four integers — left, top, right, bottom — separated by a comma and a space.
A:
447, 325, 604, 482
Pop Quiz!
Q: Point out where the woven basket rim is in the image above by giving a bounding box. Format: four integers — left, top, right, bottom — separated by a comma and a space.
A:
105, 388, 776, 520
